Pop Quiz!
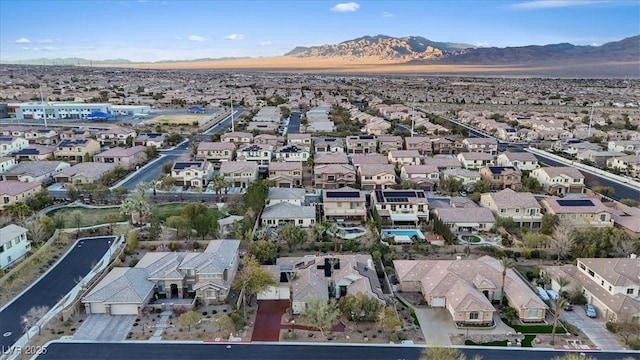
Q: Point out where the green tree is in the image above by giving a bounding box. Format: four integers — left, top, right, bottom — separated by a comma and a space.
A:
243, 179, 273, 217
472, 179, 491, 193
193, 213, 212, 240
166, 215, 190, 240
301, 297, 340, 337
521, 175, 542, 193
248, 240, 278, 265
120, 184, 151, 224
232, 255, 276, 319
592, 185, 614, 198
178, 310, 200, 332
65, 184, 80, 202
93, 185, 111, 203
339, 292, 382, 324
541, 214, 559, 235
83, 152, 91, 162
27, 217, 51, 244
377, 306, 402, 338
278, 222, 308, 253
550, 276, 571, 345
144, 146, 158, 159
211, 175, 229, 202
212, 314, 235, 337
500, 257, 515, 306
112, 186, 129, 200
4, 202, 32, 224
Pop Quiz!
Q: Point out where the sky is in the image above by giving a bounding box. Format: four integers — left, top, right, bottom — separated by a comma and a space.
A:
1, 0, 638, 62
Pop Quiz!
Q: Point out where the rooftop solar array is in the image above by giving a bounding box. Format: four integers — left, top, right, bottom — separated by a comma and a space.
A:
13, 148, 40, 155
0, 137, 14, 141
242, 145, 263, 151
280, 145, 302, 153
59, 139, 88, 146
557, 199, 594, 207
487, 166, 517, 174
375, 190, 426, 203
173, 162, 202, 170
325, 191, 360, 198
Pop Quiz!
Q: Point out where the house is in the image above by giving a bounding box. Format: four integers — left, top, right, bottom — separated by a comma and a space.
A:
268, 162, 303, 188
357, 164, 396, 190
607, 155, 640, 177
314, 152, 349, 165
221, 131, 253, 145
322, 187, 367, 223
11, 145, 56, 161
371, 189, 429, 227
0, 137, 29, 156
378, 136, 403, 153
394, 256, 547, 325
542, 257, 640, 322
314, 137, 344, 153
195, 142, 235, 164
540, 197, 613, 228
93, 145, 147, 170
97, 127, 136, 146
0, 180, 41, 212
530, 167, 585, 196
576, 150, 619, 168
59, 128, 91, 140
134, 133, 167, 148
496, 152, 539, 172
0, 157, 16, 173
219, 161, 259, 188
480, 189, 542, 229
236, 144, 273, 168
400, 165, 440, 191
274, 144, 310, 162
313, 164, 356, 189
254, 134, 280, 147
457, 152, 494, 170
441, 169, 482, 187
54, 138, 101, 162
25, 128, 59, 145
287, 133, 312, 147
423, 155, 462, 171
345, 135, 377, 154
0, 224, 31, 270
364, 120, 392, 135
261, 202, 316, 228
431, 137, 461, 155
433, 207, 495, 233
405, 136, 433, 155
605, 202, 640, 237
53, 162, 116, 184
83, 240, 240, 314
267, 187, 305, 206
2, 161, 70, 184
171, 161, 213, 188
608, 140, 640, 155
462, 138, 498, 155
350, 153, 389, 168
479, 166, 522, 190
259, 254, 384, 314
388, 150, 421, 166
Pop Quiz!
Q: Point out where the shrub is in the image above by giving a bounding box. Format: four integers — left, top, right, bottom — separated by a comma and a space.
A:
129, 257, 139, 267
193, 241, 201, 250
389, 333, 400, 342
148, 245, 156, 251
605, 321, 618, 333
464, 339, 508, 346
628, 338, 640, 350
229, 312, 240, 322
502, 306, 519, 322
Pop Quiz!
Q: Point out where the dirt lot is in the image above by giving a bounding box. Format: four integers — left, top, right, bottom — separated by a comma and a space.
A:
146, 114, 212, 126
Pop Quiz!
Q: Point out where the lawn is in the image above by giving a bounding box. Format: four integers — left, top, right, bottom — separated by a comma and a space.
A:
501, 318, 567, 334
152, 203, 220, 222
461, 235, 482, 243
465, 334, 536, 347
48, 207, 126, 228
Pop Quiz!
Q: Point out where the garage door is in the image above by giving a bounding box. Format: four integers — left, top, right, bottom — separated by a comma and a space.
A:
90, 303, 106, 314
431, 297, 446, 307
110, 304, 139, 315
258, 286, 289, 300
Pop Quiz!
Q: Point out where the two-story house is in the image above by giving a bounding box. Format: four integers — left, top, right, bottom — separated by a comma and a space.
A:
268, 162, 303, 188
314, 137, 344, 153
219, 161, 259, 188
462, 138, 498, 155
0, 180, 41, 212
423, 155, 462, 171
236, 144, 273, 168
0, 157, 16, 173
480, 189, 542, 229
371, 189, 429, 227
496, 152, 539, 172
345, 135, 377, 154
54, 138, 101, 162
313, 164, 356, 189
97, 127, 136, 146
357, 164, 396, 190
540, 197, 613, 228
607, 155, 640, 178
0, 224, 31, 270
314, 152, 349, 165
388, 150, 421, 166
530, 167, 585, 196
2, 161, 70, 184
11, 145, 56, 161
287, 133, 312, 147
351, 153, 389, 168
400, 165, 440, 191
0, 137, 29, 157
274, 144, 310, 162
377, 136, 403, 153
404, 136, 433, 155
134, 133, 167, 148
608, 140, 640, 155
171, 161, 214, 188
195, 142, 235, 165
457, 152, 494, 170
322, 187, 367, 223
479, 166, 522, 190
93, 145, 147, 170
221, 131, 253, 145
254, 134, 280, 147
25, 128, 59, 145
431, 137, 461, 155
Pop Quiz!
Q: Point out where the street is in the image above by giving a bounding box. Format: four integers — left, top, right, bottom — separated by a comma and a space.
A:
0, 237, 114, 349
35, 341, 640, 360
287, 112, 301, 134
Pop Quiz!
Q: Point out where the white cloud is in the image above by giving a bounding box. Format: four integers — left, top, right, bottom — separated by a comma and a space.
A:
43, 46, 56, 51
258, 41, 272, 46
225, 34, 246, 40
330, 2, 360, 12
14, 38, 31, 44
509, 1, 601, 10
475, 42, 490, 47
20, 47, 30, 50
187, 35, 208, 42
382, 11, 394, 17
173, 36, 183, 40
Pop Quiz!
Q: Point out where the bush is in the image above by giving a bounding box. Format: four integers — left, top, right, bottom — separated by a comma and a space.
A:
129, 257, 139, 267
193, 241, 201, 250
522, 335, 536, 347
465, 339, 508, 346
229, 312, 240, 322
628, 338, 640, 350
389, 333, 400, 342
502, 306, 519, 322
408, 308, 419, 326
148, 245, 156, 251
501, 318, 566, 334
605, 321, 618, 333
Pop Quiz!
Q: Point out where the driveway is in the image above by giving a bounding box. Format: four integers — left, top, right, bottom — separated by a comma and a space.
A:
414, 308, 515, 346
560, 307, 623, 350
73, 315, 136, 341
0, 236, 114, 348
252, 300, 288, 341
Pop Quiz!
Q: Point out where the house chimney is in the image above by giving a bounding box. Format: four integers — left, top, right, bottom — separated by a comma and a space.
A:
630, 253, 637, 259
456, 256, 462, 261
367, 258, 374, 270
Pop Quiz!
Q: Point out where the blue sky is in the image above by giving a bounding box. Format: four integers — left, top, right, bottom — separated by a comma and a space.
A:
1, 0, 638, 62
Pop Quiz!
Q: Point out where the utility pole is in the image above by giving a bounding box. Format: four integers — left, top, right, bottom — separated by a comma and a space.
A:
230, 87, 235, 133
40, 84, 48, 128
411, 97, 415, 137
587, 103, 594, 138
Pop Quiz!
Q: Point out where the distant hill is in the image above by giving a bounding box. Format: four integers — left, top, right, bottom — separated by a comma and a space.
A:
0, 57, 134, 66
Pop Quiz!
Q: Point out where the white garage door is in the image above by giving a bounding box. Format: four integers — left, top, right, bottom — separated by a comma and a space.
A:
258, 286, 289, 300
110, 304, 139, 315
431, 297, 446, 307
90, 303, 106, 314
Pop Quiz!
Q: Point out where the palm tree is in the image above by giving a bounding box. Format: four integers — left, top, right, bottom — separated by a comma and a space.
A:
286, 271, 299, 318
211, 175, 228, 202
550, 297, 569, 345
499, 257, 515, 307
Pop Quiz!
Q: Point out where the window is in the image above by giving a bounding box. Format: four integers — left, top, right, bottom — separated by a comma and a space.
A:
627, 288, 634, 295
599, 214, 606, 222
608, 286, 612, 292
469, 311, 479, 320
298, 219, 303, 225
588, 269, 594, 277
5, 241, 12, 250
579, 263, 586, 270
601, 280, 605, 286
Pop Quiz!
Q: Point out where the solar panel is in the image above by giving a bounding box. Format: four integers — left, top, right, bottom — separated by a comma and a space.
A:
173, 162, 201, 170
0, 137, 14, 141
557, 199, 594, 207
14, 148, 39, 155
325, 191, 360, 198
383, 191, 419, 198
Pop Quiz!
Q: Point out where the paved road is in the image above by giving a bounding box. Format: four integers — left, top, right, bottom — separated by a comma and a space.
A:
287, 112, 301, 134
35, 342, 640, 360
0, 237, 114, 348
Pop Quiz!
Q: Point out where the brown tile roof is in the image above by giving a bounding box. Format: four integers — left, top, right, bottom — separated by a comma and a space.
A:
197, 142, 235, 151
0, 180, 41, 196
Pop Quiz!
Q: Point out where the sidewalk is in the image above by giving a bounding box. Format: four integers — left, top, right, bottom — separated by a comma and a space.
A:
149, 311, 172, 341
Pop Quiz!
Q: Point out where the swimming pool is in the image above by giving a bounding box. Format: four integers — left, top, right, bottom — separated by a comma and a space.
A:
327, 226, 367, 239
381, 229, 425, 240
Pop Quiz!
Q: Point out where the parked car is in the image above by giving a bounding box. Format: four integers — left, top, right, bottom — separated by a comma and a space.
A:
564, 302, 573, 311
547, 289, 559, 300
537, 286, 550, 301
586, 304, 597, 318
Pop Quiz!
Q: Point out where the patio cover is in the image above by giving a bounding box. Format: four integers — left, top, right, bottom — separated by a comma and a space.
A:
390, 213, 419, 222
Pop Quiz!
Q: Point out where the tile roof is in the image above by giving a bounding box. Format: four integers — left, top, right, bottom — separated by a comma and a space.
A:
83, 268, 154, 304
434, 207, 495, 223
539, 166, 584, 179
358, 163, 396, 176
3, 161, 69, 177
485, 189, 541, 209
542, 196, 609, 214
0, 224, 28, 247
262, 202, 315, 220
268, 187, 305, 200
57, 162, 115, 178
314, 163, 356, 175
197, 142, 235, 151
219, 161, 258, 174
94, 145, 145, 158
268, 162, 302, 171
578, 258, 639, 287
500, 151, 537, 162
0, 180, 41, 196
314, 152, 349, 164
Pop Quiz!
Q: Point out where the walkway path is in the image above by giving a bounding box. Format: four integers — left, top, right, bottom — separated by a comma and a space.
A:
149, 311, 172, 341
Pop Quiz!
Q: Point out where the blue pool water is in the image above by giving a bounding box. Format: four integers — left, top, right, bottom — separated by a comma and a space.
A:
381, 229, 425, 239
344, 228, 364, 234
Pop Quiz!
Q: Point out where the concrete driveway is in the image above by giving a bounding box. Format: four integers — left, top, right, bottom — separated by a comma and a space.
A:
414, 308, 514, 345
560, 308, 623, 350
73, 315, 136, 341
